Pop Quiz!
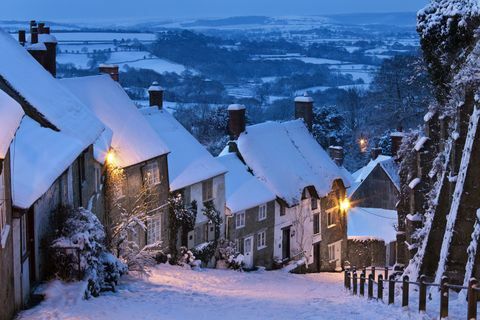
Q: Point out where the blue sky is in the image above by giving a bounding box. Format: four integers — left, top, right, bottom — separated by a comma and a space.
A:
1, 0, 428, 21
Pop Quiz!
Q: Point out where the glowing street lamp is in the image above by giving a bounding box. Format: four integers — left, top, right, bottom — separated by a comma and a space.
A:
358, 135, 368, 153
339, 198, 351, 212
106, 149, 117, 166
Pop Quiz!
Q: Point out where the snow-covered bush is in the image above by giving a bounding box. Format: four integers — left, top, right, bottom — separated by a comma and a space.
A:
191, 241, 217, 264
50, 207, 127, 298
124, 241, 168, 273
168, 193, 197, 260
175, 246, 196, 267
217, 239, 244, 270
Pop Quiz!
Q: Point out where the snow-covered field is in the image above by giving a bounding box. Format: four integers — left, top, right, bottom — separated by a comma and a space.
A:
17, 264, 472, 320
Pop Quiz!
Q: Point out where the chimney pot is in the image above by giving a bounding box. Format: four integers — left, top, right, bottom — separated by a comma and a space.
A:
38, 22, 45, 33
148, 81, 164, 109
18, 30, 26, 45
294, 93, 314, 131
328, 146, 344, 166
44, 26, 50, 34
390, 132, 405, 158
99, 64, 119, 82
228, 104, 246, 140
29, 20, 36, 31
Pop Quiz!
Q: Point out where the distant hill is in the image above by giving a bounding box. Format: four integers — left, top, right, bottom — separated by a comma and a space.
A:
325, 12, 417, 26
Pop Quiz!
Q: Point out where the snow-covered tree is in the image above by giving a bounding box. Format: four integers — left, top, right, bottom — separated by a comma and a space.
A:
168, 193, 197, 260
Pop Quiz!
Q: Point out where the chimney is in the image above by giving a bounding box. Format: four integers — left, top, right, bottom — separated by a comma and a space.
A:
29, 20, 36, 32
99, 64, 119, 82
390, 131, 405, 158
38, 22, 45, 33
39, 24, 57, 77
370, 147, 382, 160
30, 26, 38, 44
148, 82, 164, 109
294, 93, 313, 131
328, 146, 344, 166
44, 26, 50, 34
18, 30, 26, 45
228, 104, 246, 140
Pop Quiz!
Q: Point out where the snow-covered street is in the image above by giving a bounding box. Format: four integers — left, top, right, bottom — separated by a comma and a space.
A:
16, 264, 456, 320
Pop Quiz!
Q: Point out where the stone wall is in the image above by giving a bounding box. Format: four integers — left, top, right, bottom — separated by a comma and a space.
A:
347, 237, 386, 268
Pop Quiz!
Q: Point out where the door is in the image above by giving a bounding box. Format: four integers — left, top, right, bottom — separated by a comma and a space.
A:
243, 236, 254, 269
282, 227, 291, 261
313, 242, 321, 272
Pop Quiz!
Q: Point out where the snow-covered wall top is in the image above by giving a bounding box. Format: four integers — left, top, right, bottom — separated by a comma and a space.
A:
0, 89, 23, 159
217, 152, 276, 213
61, 75, 170, 168
141, 106, 226, 191
0, 29, 105, 148
237, 119, 348, 206
11, 117, 85, 209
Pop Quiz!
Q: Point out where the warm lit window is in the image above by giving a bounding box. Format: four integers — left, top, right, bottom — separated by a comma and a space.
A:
257, 231, 266, 249
313, 213, 320, 235
147, 214, 162, 244
235, 211, 245, 229
202, 179, 214, 202
258, 204, 267, 221
143, 162, 160, 186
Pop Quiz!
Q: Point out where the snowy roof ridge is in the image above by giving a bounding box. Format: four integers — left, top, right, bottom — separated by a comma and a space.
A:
217, 152, 276, 213
60, 75, 169, 168
237, 119, 347, 206
141, 106, 227, 191
349, 155, 400, 196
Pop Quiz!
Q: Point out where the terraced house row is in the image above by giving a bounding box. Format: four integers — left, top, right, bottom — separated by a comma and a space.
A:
0, 22, 350, 320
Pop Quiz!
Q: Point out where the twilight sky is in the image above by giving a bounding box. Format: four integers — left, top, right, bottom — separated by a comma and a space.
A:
1, 0, 428, 22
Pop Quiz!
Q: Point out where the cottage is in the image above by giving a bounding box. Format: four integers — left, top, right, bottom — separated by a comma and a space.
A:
225, 97, 349, 272
0, 90, 24, 320
217, 151, 277, 269
61, 75, 171, 251
0, 26, 109, 309
140, 85, 227, 255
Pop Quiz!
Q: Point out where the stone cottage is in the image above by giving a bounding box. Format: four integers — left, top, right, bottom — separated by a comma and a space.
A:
224, 97, 349, 272
140, 84, 227, 256
0, 90, 24, 320
217, 148, 277, 270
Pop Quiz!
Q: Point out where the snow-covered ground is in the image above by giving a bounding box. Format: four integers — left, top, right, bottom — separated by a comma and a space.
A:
17, 264, 472, 320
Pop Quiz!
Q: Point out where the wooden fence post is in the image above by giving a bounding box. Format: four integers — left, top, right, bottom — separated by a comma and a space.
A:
402, 275, 409, 308
419, 275, 426, 313
384, 267, 389, 282
344, 270, 348, 288
467, 278, 477, 320
353, 272, 358, 295
440, 276, 449, 319
346, 271, 351, 290
378, 274, 383, 301
368, 274, 374, 299
360, 272, 365, 296
388, 275, 395, 305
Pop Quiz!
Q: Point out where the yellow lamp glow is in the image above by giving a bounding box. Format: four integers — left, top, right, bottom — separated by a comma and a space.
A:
340, 198, 351, 212
106, 150, 116, 165
359, 138, 366, 146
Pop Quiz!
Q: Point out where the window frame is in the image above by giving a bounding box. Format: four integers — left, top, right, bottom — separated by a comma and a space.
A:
311, 197, 318, 211
257, 230, 266, 250
258, 204, 267, 221
235, 211, 245, 229
327, 209, 336, 228
147, 213, 162, 245
202, 179, 214, 202
143, 162, 161, 187
313, 213, 320, 235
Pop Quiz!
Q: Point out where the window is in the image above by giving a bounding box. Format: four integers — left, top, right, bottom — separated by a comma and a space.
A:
280, 204, 286, 216
143, 162, 160, 186
147, 214, 162, 244
203, 223, 209, 242
258, 204, 267, 221
328, 243, 335, 261
311, 197, 318, 210
235, 211, 245, 229
327, 210, 335, 227
257, 231, 266, 249
328, 241, 342, 262
202, 179, 213, 202
313, 213, 320, 235
94, 167, 102, 193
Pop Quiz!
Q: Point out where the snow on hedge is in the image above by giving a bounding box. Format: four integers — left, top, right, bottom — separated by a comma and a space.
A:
217, 152, 276, 213
0, 89, 23, 159
61, 75, 169, 168
140, 106, 226, 191
237, 120, 348, 206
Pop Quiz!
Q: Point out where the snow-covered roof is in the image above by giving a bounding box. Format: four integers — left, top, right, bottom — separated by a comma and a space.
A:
0, 89, 24, 159
409, 178, 421, 190
140, 106, 226, 191
0, 29, 105, 147
217, 153, 276, 213
350, 155, 400, 196
237, 119, 348, 206
11, 117, 86, 209
347, 207, 397, 243
414, 136, 430, 152
60, 75, 169, 168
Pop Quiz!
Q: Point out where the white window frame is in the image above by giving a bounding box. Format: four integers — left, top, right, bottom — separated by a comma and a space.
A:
327, 209, 336, 228
147, 213, 162, 245
235, 211, 245, 229
328, 240, 342, 262
257, 230, 266, 250
313, 213, 320, 235
202, 179, 214, 202
144, 162, 161, 186
258, 204, 267, 221
311, 197, 318, 211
